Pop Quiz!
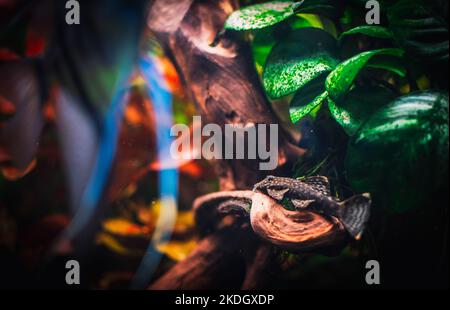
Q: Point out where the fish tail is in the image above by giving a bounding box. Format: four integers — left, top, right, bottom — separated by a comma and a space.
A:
337, 193, 371, 240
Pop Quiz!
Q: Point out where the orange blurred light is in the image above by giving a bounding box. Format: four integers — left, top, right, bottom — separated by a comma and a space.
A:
1, 159, 37, 181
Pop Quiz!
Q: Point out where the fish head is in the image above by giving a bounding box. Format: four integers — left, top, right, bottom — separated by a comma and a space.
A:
253, 175, 292, 201
253, 175, 277, 192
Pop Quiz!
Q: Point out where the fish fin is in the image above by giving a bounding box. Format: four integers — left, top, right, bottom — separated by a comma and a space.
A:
218, 199, 251, 216
56, 89, 99, 213
338, 193, 371, 240
52, 1, 147, 240
267, 187, 289, 201
0, 60, 44, 170
292, 199, 315, 210
300, 176, 331, 196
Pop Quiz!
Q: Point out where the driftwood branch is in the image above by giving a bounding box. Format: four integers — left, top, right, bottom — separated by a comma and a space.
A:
250, 193, 346, 254
150, 224, 250, 290
193, 191, 347, 254
241, 242, 276, 290
147, 0, 301, 190
146, 0, 345, 290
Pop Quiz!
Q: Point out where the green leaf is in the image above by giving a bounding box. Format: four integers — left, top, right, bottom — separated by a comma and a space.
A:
290, 91, 328, 123
224, 0, 344, 31
294, 0, 345, 19
346, 91, 449, 213
326, 48, 404, 102
224, 1, 297, 31
366, 55, 407, 77
252, 29, 277, 69
263, 28, 339, 99
251, 18, 315, 69
387, 0, 449, 65
339, 26, 393, 40
289, 14, 317, 29
328, 86, 397, 136
289, 74, 327, 121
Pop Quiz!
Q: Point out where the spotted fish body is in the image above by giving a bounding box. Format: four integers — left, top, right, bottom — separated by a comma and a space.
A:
253, 176, 371, 240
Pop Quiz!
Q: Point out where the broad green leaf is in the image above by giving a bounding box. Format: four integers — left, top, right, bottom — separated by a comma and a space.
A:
264, 28, 339, 99
252, 29, 277, 69
346, 91, 449, 213
295, 0, 345, 19
289, 74, 327, 121
328, 86, 397, 136
387, 0, 449, 65
297, 13, 325, 29
289, 14, 317, 29
224, 0, 344, 31
224, 1, 297, 31
326, 48, 404, 102
339, 26, 393, 40
290, 91, 328, 123
251, 17, 316, 70
366, 55, 407, 77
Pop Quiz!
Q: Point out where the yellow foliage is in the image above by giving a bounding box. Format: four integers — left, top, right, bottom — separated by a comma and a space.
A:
96, 233, 142, 257
155, 239, 198, 262
102, 218, 148, 237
